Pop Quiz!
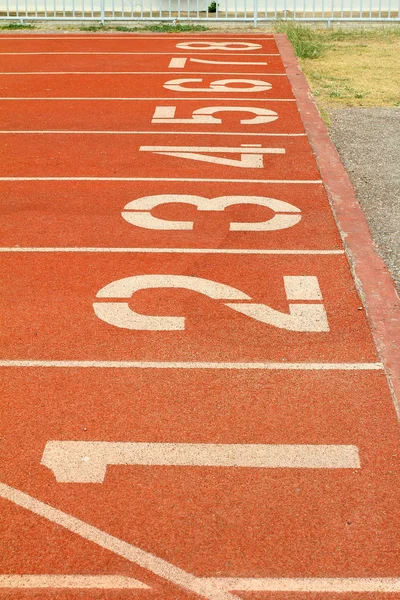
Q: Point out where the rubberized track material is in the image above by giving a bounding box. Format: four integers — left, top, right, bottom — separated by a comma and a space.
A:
0, 33, 399, 600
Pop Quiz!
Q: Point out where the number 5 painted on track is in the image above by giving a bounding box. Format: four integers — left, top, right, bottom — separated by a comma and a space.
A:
121, 195, 301, 232
93, 275, 329, 332
152, 106, 278, 125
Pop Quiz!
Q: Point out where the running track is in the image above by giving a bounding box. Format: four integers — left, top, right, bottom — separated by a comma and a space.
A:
0, 33, 400, 600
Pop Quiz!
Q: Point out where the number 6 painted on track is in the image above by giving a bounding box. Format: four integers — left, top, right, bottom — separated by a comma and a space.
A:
121, 195, 302, 232
163, 78, 271, 93
93, 275, 329, 332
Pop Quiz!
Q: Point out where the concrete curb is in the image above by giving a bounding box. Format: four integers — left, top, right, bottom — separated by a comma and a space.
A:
275, 32, 400, 418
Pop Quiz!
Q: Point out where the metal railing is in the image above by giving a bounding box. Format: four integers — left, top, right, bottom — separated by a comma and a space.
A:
0, 0, 399, 24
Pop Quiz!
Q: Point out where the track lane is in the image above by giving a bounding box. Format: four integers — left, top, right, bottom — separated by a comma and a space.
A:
1, 33, 399, 599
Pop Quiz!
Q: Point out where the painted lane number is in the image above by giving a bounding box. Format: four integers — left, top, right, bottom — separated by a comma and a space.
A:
93, 275, 329, 332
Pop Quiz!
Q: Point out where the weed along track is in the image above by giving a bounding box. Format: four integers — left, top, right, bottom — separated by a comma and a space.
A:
0, 32, 400, 599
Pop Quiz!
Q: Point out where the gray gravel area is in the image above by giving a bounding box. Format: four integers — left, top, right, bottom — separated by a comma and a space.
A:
328, 108, 400, 291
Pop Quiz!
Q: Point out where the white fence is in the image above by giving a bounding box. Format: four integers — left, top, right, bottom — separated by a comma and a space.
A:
1, 0, 399, 22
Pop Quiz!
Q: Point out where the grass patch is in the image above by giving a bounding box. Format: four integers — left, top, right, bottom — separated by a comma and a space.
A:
79, 22, 207, 32
275, 23, 400, 108
0, 22, 35, 29
79, 24, 108, 31
274, 22, 324, 58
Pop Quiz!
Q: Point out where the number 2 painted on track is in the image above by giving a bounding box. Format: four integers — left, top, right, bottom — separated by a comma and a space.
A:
93, 275, 329, 332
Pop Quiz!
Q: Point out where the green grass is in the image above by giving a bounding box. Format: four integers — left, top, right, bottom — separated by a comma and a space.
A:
0, 22, 35, 29
79, 22, 207, 32
274, 23, 400, 108
274, 22, 325, 58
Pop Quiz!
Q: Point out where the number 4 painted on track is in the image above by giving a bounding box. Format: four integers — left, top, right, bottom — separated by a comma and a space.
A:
93, 275, 329, 332
139, 144, 284, 168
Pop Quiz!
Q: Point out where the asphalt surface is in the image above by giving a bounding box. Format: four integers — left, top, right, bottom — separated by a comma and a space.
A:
329, 108, 400, 291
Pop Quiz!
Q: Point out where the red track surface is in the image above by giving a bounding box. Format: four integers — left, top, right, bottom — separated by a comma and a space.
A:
0, 33, 399, 600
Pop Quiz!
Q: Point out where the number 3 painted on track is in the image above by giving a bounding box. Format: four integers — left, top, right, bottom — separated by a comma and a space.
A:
121, 195, 302, 232
93, 275, 329, 332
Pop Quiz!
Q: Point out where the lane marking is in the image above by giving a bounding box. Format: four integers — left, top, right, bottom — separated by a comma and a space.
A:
0, 482, 240, 600
0, 36, 275, 40
93, 273, 329, 333
42, 441, 361, 483
0, 361, 383, 370
0, 575, 400, 594
139, 145, 285, 153
203, 578, 400, 593
0, 97, 296, 102
0, 52, 280, 56
0, 178, 322, 183
0, 72, 287, 76
0, 575, 149, 589
0, 249, 345, 254
2, 575, 399, 592
0, 131, 307, 137
138, 144, 285, 169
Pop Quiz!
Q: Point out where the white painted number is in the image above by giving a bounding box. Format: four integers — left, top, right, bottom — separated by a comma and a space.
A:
121, 195, 301, 231
163, 78, 271, 93
93, 275, 329, 332
152, 106, 278, 125
42, 441, 358, 483
175, 41, 262, 51
168, 57, 269, 68
139, 144, 284, 168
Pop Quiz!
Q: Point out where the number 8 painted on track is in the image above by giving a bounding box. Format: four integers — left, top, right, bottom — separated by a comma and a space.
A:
176, 41, 262, 51
93, 275, 329, 332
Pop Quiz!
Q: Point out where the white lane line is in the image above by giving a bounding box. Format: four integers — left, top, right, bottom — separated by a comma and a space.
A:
0, 97, 295, 102
0, 178, 322, 183
0, 361, 383, 370
2, 575, 399, 592
0, 32, 274, 39
0, 72, 287, 76
0, 482, 239, 600
0, 36, 275, 40
0, 248, 343, 254
0, 575, 149, 589
203, 578, 400, 593
42, 441, 361, 484
0, 52, 280, 56
0, 131, 306, 137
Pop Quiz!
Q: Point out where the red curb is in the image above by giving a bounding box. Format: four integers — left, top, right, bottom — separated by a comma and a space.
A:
275, 32, 400, 417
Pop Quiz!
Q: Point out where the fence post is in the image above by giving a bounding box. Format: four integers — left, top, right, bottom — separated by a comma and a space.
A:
100, 0, 105, 23
253, 0, 258, 26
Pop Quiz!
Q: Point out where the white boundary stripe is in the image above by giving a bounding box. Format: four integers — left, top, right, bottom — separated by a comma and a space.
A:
0, 248, 344, 254
2, 575, 400, 592
0, 178, 322, 183
0, 361, 383, 370
0, 131, 306, 137
0, 575, 149, 589
203, 578, 400, 593
0, 482, 240, 600
0, 97, 295, 102
0, 36, 275, 39
0, 52, 280, 56
0, 72, 287, 76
